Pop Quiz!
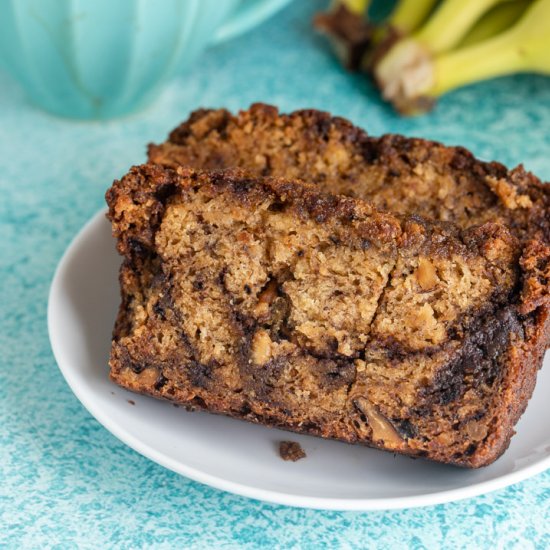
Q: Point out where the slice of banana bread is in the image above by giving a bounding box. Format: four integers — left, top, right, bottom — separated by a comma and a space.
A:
148, 104, 550, 318
106, 164, 548, 467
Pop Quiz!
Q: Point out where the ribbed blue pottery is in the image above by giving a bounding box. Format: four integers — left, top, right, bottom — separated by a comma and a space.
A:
0, 0, 291, 119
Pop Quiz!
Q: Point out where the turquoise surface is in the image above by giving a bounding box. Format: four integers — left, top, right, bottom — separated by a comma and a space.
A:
1, 1, 549, 547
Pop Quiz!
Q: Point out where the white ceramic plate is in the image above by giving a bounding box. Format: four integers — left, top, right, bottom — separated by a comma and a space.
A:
48, 209, 550, 511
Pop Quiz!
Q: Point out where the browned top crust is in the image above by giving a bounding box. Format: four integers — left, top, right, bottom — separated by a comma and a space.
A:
148, 103, 550, 319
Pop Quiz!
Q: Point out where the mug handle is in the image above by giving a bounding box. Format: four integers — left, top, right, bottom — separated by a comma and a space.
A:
212, 0, 292, 44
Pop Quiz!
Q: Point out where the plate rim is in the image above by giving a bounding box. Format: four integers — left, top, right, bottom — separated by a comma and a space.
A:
47, 208, 550, 511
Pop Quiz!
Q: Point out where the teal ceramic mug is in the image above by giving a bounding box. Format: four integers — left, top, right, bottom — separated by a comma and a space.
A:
0, 0, 291, 119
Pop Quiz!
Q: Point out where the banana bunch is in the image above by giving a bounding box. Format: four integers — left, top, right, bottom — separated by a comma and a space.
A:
314, 0, 548, 115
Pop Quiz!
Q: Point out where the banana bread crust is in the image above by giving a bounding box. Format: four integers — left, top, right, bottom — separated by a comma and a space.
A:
106, 164, 548, 467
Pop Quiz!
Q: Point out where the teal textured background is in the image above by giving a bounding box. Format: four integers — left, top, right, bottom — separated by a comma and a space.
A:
1, 1, 549, 548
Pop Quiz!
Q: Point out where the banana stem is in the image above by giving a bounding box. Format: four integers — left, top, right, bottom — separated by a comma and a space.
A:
415, 0, 507, 53
314, 0, 374, 71
389, 0, 438, 34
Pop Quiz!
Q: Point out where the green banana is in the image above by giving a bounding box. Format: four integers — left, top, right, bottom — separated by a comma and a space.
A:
433, 0, 550, 94
460, 0, 533, 47
377, 0, 550, 114
374, 0, 513, 87
374, 0, 511, 105
413, 0, 515, 53
388, 0, 439, 36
